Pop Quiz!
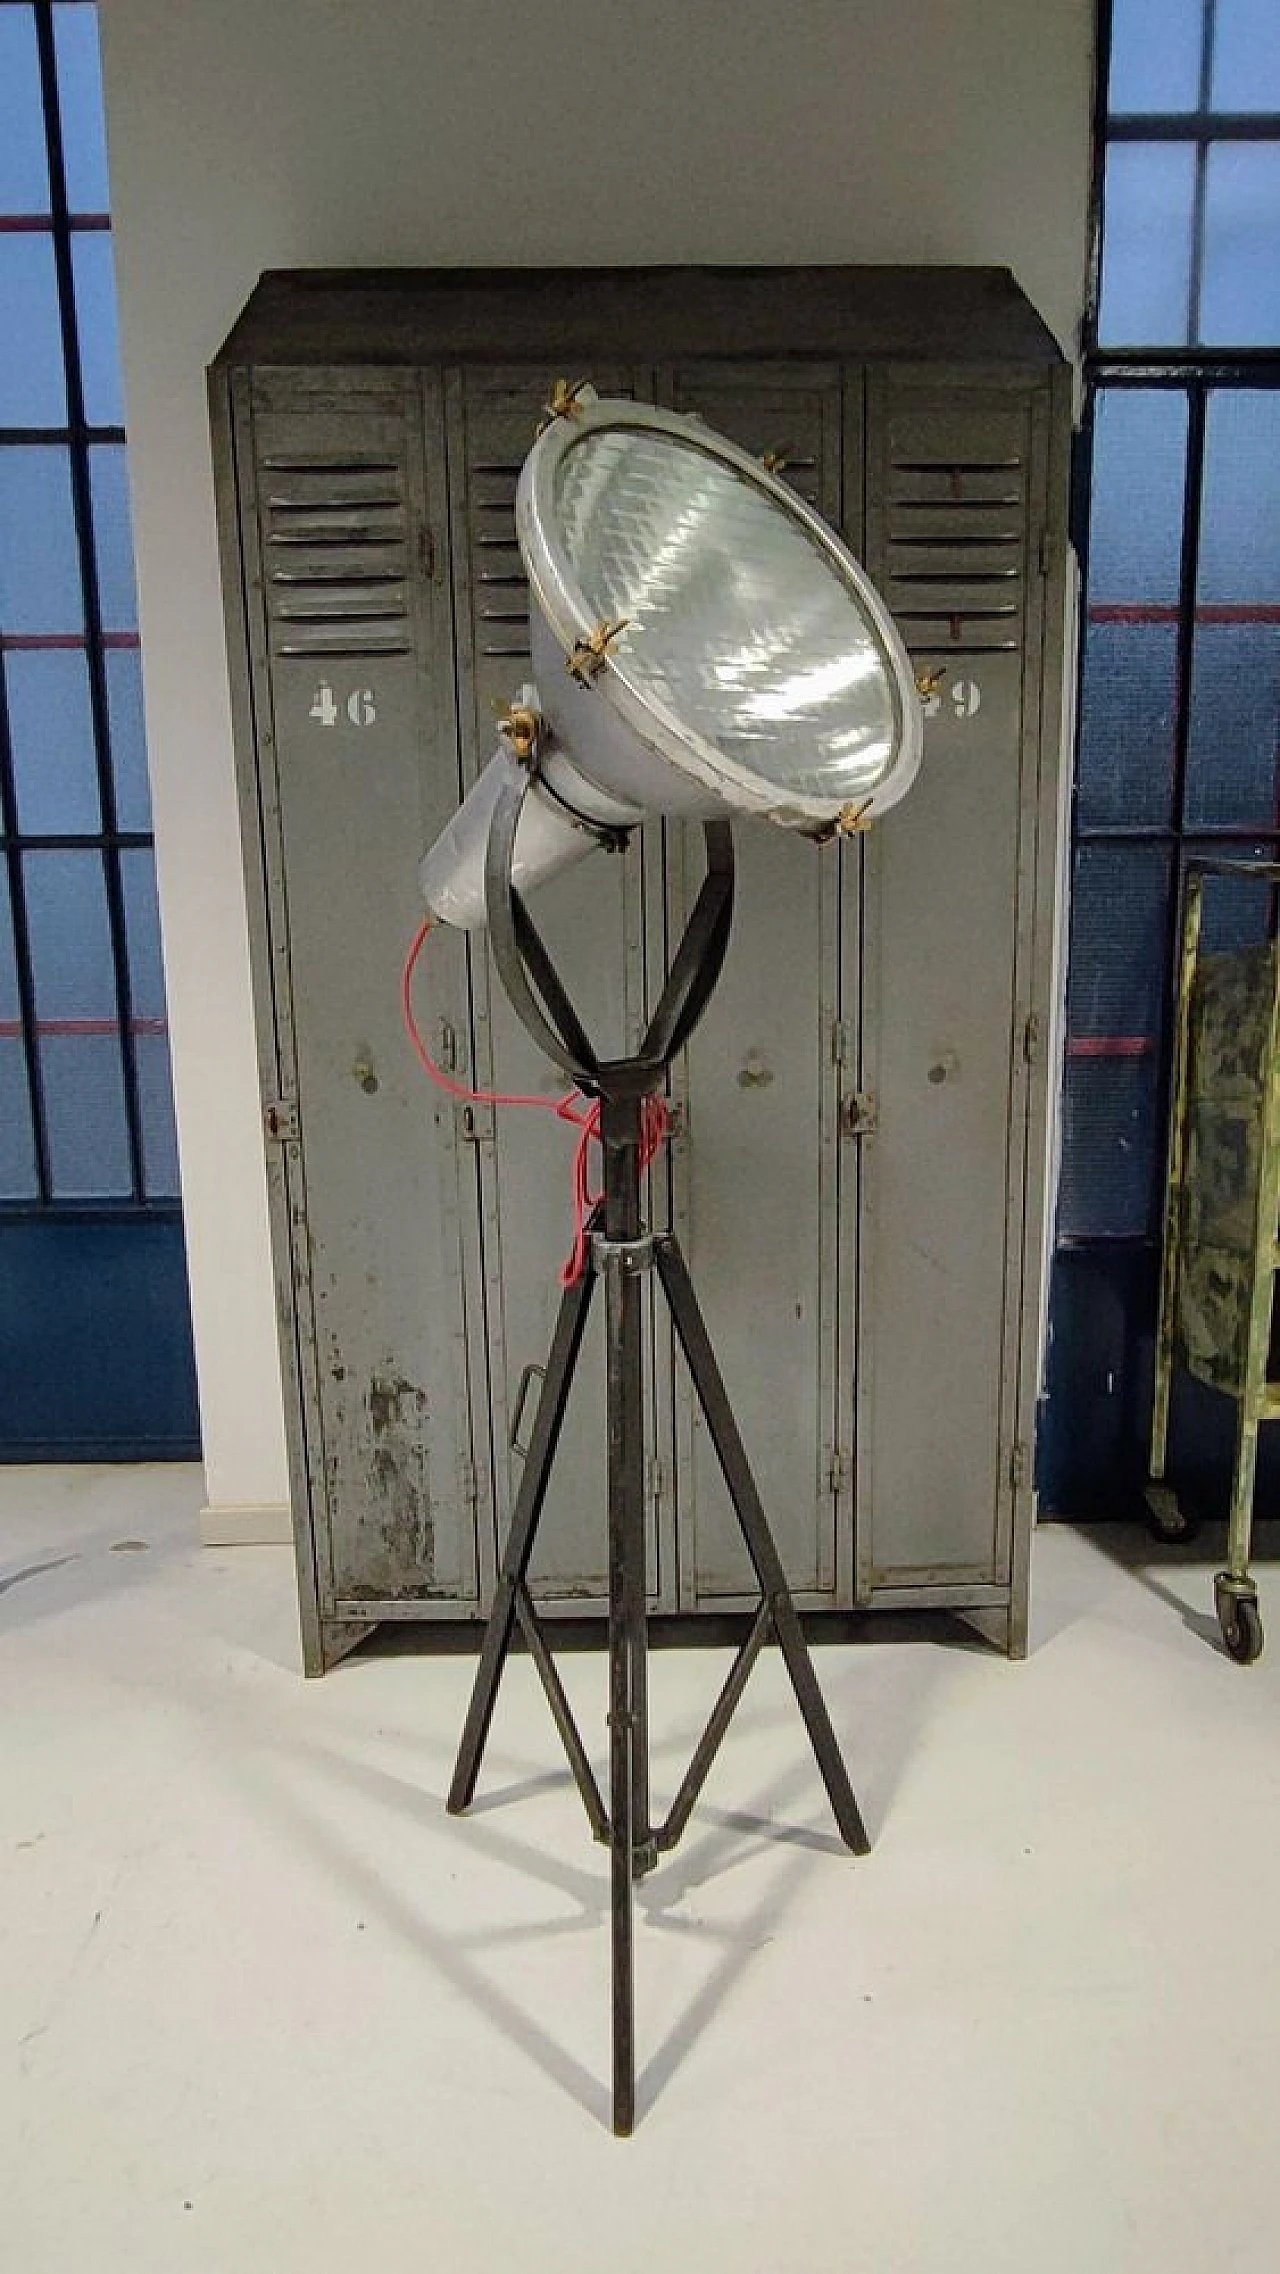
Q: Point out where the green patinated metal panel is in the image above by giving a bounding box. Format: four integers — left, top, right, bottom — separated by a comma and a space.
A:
1176, 941, 1278, 1396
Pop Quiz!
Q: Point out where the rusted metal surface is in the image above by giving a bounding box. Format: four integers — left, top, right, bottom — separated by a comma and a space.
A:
210, 270, 1070, 1665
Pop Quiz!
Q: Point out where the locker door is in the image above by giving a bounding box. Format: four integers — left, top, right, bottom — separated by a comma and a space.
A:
444, 364, 677, 1609
232, 370, 481, 1625
658, 364, 858, 1606
859, 371, 1047, 1597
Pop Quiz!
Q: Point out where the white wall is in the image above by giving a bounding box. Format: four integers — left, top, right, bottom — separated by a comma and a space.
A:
97, 0, 1094, 1525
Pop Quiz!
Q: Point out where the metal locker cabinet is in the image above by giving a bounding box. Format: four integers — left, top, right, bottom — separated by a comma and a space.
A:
209, 267, 1071, 1667
658, 362, 860, 1607
858, 365, 1070, 1651
210, 366, 483, 1671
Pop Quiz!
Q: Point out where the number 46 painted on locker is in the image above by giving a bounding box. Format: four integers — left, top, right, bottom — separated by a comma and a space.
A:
309, 680, 377, 728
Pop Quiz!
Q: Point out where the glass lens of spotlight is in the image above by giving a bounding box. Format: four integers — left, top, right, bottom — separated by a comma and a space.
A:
553, 425, 900, 799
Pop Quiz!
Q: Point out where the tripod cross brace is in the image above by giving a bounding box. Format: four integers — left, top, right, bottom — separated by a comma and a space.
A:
447, 750, 869, 2136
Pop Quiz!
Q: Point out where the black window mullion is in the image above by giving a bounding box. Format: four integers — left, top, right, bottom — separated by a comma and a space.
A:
0, 655, 52, 1201
1187, 0, 1217, 344
31, 4, 147, 1204
1132, 380, 1210, 1229
1108, 113, 1280, 140
0, 829, 155, 852
0, 425, 126, 446
1172, 379, 1208, 840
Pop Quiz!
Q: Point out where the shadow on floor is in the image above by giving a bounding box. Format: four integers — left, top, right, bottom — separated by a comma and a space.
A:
1044, 1514, 1278, 1659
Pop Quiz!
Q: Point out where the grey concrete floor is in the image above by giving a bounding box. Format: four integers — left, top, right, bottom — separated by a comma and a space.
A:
3, 1464, 1279, 2272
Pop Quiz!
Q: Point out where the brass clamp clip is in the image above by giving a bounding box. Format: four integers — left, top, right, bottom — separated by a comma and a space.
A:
567, 617, 630, 686
835, 798, 874, 836
536, 376, 593, 435
495, 700, 542, 765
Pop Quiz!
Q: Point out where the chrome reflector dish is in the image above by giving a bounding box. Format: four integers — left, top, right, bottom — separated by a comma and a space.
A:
553, 424, 901, 802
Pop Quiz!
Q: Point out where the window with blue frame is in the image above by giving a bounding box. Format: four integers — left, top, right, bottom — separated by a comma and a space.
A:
0, 1, 197, 1457
1044, 0, 1280, 1510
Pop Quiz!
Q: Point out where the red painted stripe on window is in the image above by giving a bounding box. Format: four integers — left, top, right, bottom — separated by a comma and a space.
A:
1067, 1035, 1153, 1058
1089, 602, 1280, 626
0, 1017, 168, 1041
0, 631, 141, 652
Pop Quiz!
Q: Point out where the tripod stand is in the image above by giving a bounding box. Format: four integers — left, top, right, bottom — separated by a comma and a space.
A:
448, 753, 869, 2135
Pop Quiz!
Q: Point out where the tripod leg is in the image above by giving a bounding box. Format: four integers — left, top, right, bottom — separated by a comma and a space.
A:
448, 1267, 595, 1815
596, 1082, 655, 2136
655, 1235, 870, 1856
603, 1236, 647, 2135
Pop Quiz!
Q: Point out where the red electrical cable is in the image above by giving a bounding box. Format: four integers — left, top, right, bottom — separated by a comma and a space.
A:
401, 916, 669, 1287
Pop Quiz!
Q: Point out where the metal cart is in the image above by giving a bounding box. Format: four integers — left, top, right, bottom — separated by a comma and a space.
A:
1147, 857, 1280, 1664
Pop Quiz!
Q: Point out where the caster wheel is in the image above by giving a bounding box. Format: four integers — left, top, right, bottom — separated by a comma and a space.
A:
1145, 1483, 1199, 1546
1215, 1577, 1264, 1666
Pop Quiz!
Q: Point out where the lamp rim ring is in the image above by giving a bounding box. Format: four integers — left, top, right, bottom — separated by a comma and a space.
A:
515, 396, 922, 828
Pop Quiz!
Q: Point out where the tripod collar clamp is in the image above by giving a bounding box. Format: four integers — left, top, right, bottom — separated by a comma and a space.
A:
591, 1231, 655, 1278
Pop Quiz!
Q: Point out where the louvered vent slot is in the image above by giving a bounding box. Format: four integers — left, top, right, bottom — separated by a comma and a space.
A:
883, 455, 1027, 654
469, 458, 530, 662
261, 456, 411, 657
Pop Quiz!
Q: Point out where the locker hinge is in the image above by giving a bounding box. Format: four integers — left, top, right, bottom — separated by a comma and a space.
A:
646, 1455, 666, 1506
263, 1099, 299, 1143
827, 1448, 847, 1495
1037, 525, 1055, 578
1009, 1442, 1030, 1492
461, 1458, 478, 1515
417, 521, 436, 580
1023, 1010, 1042, 1066
831, 1020, 852, 1068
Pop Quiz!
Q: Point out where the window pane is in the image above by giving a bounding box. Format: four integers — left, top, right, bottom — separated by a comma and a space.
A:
121, 850, 179, 1196
1184, 393, 1280, 829
1059, 843, 1172, 1239
131, 1031, 179, 1196
0, 234, 67, 426
1187, 843, 1279, 953
53, 3, 110, 213
1086, 389, 1188, 604
1211, 0, 1280, 111
0, 7, 50, 213
1186, 626, 1280, 824
1109, 0, 1204, 113
1077, 623, 1180, 829
1199, 144, 1280, 346
71, 230, 124, 427
1197, 392, 1280, 605
89, 445, 138, 631
23, 848, 131, 1197
0, 867, 39, 1200
1077, 390, 1188, 831
0, 447, 83, 634
1098, 143, 1196, 346
104, 646, 151, 830
120, 849, 164, 1017
6, 648, 100, 834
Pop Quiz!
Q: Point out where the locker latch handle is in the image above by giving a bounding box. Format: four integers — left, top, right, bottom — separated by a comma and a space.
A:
842, 1091, 877, 1138
511, 1362, 547, 1457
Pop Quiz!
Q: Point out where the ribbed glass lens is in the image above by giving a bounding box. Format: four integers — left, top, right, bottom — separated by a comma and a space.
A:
553, 425, 900, 799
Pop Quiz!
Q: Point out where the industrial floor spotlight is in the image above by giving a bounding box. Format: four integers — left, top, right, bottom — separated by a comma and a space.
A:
417, 389, 922, 2134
